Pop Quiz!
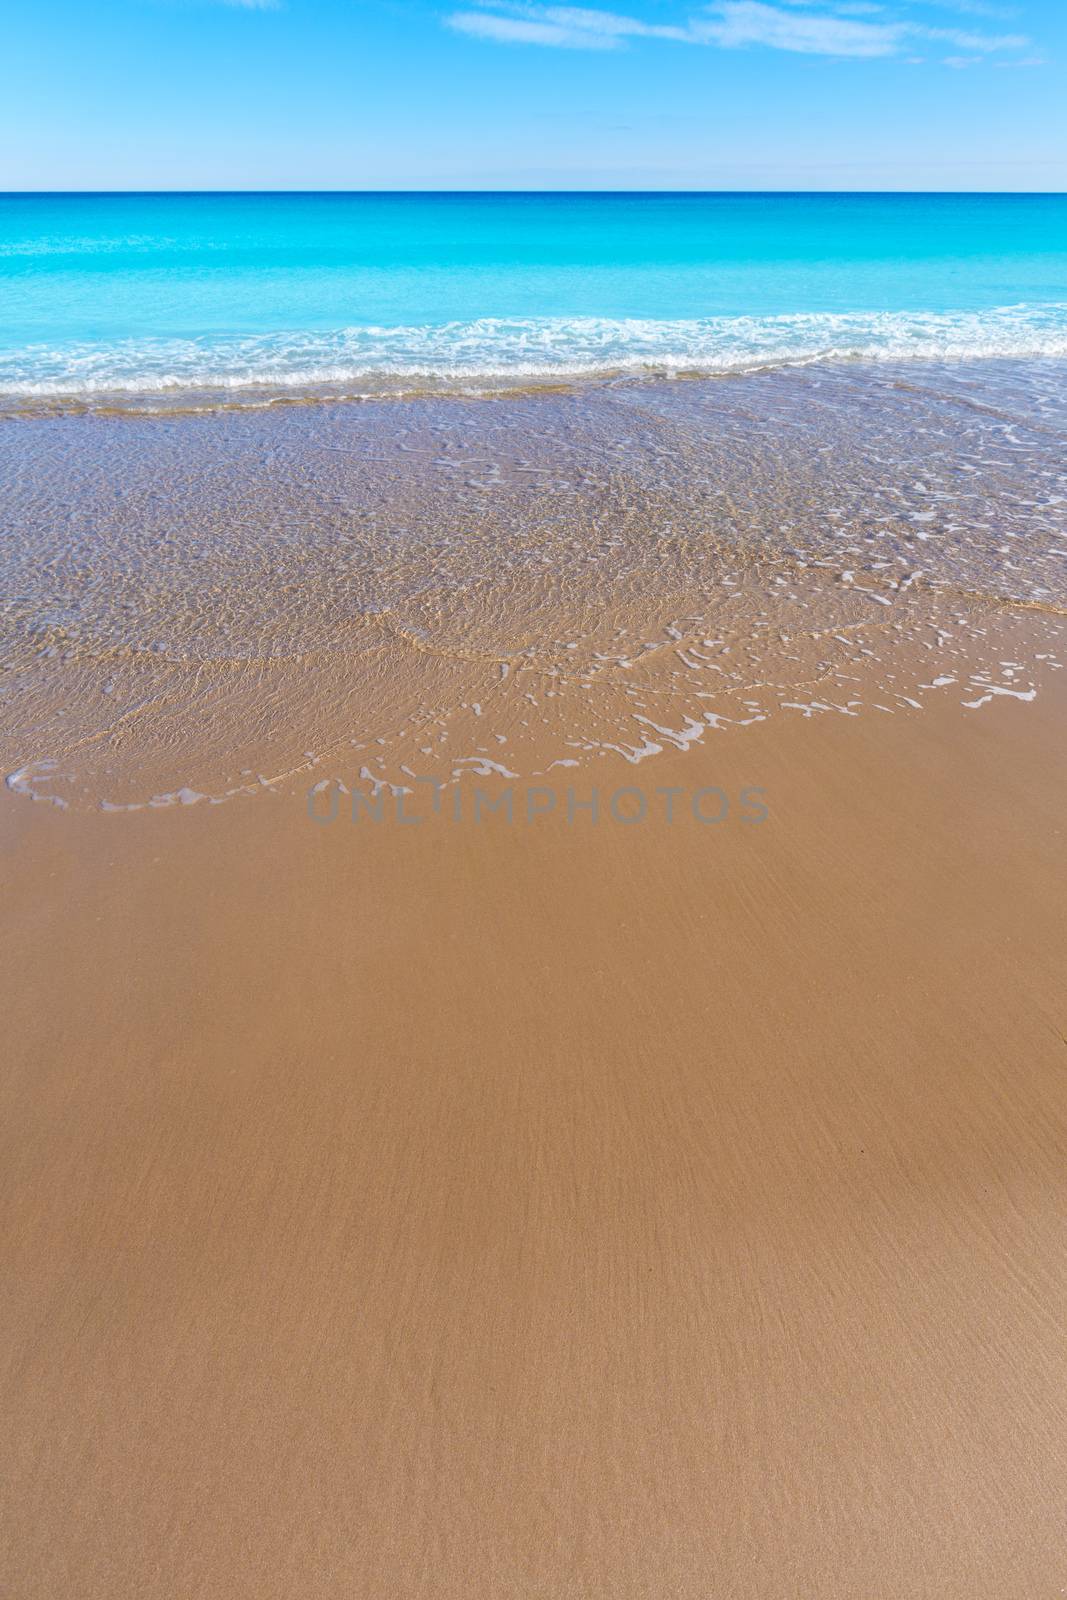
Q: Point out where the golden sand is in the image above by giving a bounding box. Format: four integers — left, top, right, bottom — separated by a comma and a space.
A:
2, 633, 1066, 1598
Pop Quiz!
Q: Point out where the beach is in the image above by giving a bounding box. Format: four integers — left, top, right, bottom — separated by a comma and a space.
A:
3, 619, 1066, 1598
2, 374, 1067, 1595
2, 189, 1067, 1595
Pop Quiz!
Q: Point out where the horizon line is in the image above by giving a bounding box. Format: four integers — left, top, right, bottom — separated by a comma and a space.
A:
3, 187, 1066, 197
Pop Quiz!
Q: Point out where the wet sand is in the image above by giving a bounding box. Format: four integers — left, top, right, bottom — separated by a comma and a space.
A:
3, 643, 1066, 1599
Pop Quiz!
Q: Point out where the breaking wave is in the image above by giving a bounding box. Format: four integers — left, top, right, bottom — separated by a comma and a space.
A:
4, 304, 1067, 408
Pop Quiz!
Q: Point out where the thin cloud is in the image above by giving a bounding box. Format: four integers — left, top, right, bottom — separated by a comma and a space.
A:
447, 4, 692, 48
698, 2, 904, 55
513, 3, 691, 36
448, 12, 619, 45
445, 1, 1034, 60
918, 23, 1028, 49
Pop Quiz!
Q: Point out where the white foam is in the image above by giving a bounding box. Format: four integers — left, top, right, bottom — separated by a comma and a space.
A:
6, 304, 1067, 402
962, 685, 1037, 709
5, 762, 69, 809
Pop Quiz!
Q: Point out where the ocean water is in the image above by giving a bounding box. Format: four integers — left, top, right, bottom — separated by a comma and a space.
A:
3, 192, 1067, 405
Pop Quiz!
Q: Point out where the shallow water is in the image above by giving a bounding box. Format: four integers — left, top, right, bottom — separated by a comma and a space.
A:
1, 360, 1065, 811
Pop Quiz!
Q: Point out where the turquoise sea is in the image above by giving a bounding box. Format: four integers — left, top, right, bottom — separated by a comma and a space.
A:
2, 192, 1067, 404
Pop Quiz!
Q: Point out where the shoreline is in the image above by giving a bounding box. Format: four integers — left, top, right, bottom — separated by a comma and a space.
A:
4, 346, 1067, 420
3, 361, 1065, 816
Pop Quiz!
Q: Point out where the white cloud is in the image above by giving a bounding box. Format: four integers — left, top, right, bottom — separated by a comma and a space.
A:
448, 4, 692, 48
697, 2, 904, 55
448, 12, 619, 45
918, 23, 1028, 50
520, 4, 691, 38
445, 1, 1033, 61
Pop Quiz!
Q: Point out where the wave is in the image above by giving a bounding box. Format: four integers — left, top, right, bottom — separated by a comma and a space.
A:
4, 305, 1067, 405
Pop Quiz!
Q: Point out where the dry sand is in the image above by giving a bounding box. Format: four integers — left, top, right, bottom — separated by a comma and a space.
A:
2, 640, 1067, 1598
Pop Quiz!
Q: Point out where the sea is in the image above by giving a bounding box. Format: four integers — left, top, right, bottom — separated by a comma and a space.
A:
3, 191, 1067, 405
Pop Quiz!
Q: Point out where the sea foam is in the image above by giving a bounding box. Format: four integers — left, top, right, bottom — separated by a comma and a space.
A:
4, 306, 1067, 406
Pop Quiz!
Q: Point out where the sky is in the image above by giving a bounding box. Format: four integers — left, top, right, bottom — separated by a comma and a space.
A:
4, 0, 1066, 190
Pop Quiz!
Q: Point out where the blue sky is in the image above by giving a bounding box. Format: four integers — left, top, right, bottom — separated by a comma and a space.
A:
4, 0, 1065, 189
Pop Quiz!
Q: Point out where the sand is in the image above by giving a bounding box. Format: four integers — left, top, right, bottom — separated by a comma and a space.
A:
2, 633, 1066, 1599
